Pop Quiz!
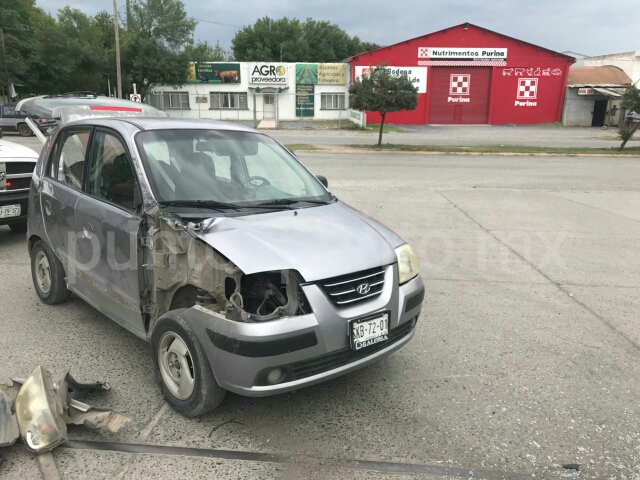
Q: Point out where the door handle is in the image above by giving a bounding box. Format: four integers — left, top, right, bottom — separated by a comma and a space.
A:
82, 221, 94, 240
43, 199, 52, 216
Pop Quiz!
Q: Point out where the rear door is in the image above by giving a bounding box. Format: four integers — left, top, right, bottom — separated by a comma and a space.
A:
73, 128, 145, 335
40, 126, 92, 267
0, 105, 18, 131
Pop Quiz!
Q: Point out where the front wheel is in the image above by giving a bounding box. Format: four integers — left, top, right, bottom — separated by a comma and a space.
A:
30, 240, 72, 304
18, 123, 32, 137
151, 309, 226, 417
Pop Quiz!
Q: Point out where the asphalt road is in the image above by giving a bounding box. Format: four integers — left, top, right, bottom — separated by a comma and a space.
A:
3, 123, 639, 150
1, 146, 640, 479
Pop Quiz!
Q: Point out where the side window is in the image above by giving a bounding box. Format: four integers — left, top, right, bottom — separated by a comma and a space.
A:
49, 128, 91, 189
87, 131, 137, 211
4, 106, 16, 117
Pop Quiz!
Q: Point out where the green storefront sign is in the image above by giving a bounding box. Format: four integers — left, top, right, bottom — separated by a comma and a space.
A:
187, 63, 241, 83
296, 84, 314, 117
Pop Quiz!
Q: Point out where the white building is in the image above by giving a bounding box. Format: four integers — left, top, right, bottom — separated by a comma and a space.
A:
583, 50, 640, 85
146, 62, 351, 126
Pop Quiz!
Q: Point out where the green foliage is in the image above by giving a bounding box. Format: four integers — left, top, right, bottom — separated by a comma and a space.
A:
184, 41, 229, 63
120, 0, 196, 98
232, 17, 379, 62
349, 65, 418, 145
618, 84, 640, 150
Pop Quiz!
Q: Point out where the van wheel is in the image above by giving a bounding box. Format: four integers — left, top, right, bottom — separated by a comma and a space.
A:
30, 240, 71, 304
151, 309, 226, 417
18, 123, 32, 137
9, 222, 27, 233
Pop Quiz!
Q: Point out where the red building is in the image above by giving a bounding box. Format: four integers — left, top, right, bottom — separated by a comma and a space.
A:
349, 23, 575, 125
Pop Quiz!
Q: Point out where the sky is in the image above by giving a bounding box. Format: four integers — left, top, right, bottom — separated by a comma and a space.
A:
38, 0, 639, 57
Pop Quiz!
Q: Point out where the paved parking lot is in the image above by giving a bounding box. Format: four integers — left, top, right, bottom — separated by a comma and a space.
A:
1, 148, 640, 479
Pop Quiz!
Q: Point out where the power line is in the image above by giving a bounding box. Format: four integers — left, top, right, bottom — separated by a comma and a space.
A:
194, 18, 242, 29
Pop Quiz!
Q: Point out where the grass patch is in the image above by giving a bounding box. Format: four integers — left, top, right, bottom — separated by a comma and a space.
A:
598, 135, 638, 141
348, 144, 640, 155
366, 123, 405, 133
285, 144, 320, 152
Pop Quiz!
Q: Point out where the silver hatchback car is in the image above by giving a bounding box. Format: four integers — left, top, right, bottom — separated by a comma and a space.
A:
23, 99, 424, 417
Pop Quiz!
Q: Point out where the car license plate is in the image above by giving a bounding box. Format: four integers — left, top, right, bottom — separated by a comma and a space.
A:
0, 205, 20, 219
350, 312, 389, 351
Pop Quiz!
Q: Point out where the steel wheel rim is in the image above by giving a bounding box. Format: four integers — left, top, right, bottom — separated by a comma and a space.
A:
34, 251, 51, 295
158, 331, 195, 400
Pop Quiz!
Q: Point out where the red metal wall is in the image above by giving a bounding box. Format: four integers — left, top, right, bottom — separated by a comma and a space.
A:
350, 24, 575, 125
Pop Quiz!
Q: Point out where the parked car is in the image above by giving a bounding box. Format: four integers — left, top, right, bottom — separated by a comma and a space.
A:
19, 95, 424, 417
0, 130, 39, 233
0, 103, 45, 137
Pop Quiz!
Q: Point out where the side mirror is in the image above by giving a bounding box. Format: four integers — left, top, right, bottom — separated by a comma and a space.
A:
133, 182, 143, 210
0, 127, 3, 139
316, 175, 328, 188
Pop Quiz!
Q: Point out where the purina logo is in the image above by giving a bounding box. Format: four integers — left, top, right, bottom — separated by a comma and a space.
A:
448, 74, 471, 103
449, 74, 470, 95
515, 78, 538, 106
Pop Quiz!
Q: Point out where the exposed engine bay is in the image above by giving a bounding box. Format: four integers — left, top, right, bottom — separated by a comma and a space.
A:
142, 210, 311, 333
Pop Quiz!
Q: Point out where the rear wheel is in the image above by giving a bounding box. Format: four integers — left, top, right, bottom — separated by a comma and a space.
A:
17, 123, 32, 137
30, 240, 71, 304
151, 309, 226, 417
9, 222, 27, 233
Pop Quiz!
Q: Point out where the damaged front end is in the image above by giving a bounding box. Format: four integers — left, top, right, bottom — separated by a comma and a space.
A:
0, 367, 129, 454
143, 210, 312, 330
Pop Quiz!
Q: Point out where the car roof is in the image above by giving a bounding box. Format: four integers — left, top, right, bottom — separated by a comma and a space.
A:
68, 117, 261, 134
0, 139, 39, 159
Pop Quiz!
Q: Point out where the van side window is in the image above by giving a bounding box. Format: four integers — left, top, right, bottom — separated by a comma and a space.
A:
49, 128, 91, 189
87, 131, 136, 210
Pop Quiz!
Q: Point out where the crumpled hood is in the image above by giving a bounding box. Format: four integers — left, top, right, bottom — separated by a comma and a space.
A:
194, 202, 404, 282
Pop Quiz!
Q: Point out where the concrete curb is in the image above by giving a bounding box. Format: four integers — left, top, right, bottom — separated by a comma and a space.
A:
289, 148, 640, 157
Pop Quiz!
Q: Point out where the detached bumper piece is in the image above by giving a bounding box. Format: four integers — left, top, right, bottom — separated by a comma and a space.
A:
0, 366, 130, 454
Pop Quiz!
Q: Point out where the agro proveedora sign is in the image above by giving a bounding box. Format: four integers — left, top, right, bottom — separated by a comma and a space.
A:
250, 63, 288, 85
354, 66, 427, 93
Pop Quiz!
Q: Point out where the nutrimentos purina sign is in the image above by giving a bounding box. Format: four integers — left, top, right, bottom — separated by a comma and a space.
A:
250, 63, 288, 85
418, 47, 508, 61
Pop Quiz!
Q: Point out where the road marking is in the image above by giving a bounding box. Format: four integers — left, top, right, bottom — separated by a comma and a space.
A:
111, 402, 169, 480
63, 439, 560, 480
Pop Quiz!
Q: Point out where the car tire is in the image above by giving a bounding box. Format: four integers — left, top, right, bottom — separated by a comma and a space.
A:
151, 309, 226, 417
30, 240, 72, 305
9, 222, 27, 233
18, 123, 32, 137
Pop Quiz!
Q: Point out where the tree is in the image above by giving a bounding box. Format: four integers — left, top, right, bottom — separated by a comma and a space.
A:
618, 84, 640, 150
119, 0, 196, 99
349, 65, 418, 146
183, 40, 228, 63
231, 16, 378, 62
0, 0, 35, 99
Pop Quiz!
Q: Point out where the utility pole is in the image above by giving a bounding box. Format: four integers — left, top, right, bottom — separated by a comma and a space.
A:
126, 0, 131, 28
0, 28, 7, 103
112, 0, 123, 99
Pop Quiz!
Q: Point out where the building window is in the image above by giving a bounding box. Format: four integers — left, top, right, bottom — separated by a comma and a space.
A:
161, 92, 190, 110
321, 93, 346, 110
210, 92, 248, 110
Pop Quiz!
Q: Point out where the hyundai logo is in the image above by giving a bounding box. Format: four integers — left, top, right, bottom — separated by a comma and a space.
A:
356, 283, 371, 295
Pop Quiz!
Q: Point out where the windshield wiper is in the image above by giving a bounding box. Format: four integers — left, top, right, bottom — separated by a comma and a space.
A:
158, 200, 242, 211
252, 198, 331, 208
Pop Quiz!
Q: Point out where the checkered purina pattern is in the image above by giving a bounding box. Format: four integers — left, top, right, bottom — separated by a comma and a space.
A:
517, 78, 538, 99
449, 74, 470, 95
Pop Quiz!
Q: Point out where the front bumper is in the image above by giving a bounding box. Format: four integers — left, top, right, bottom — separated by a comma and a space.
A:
183, 266, 425, 397
0, 192, 29, 226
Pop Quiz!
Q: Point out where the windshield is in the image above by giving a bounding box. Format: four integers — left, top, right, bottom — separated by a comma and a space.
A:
135, 129, 330, 208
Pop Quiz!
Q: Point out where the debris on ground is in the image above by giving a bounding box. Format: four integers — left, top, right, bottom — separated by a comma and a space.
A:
562, 463, 580, 471
0, 366, 130, 455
